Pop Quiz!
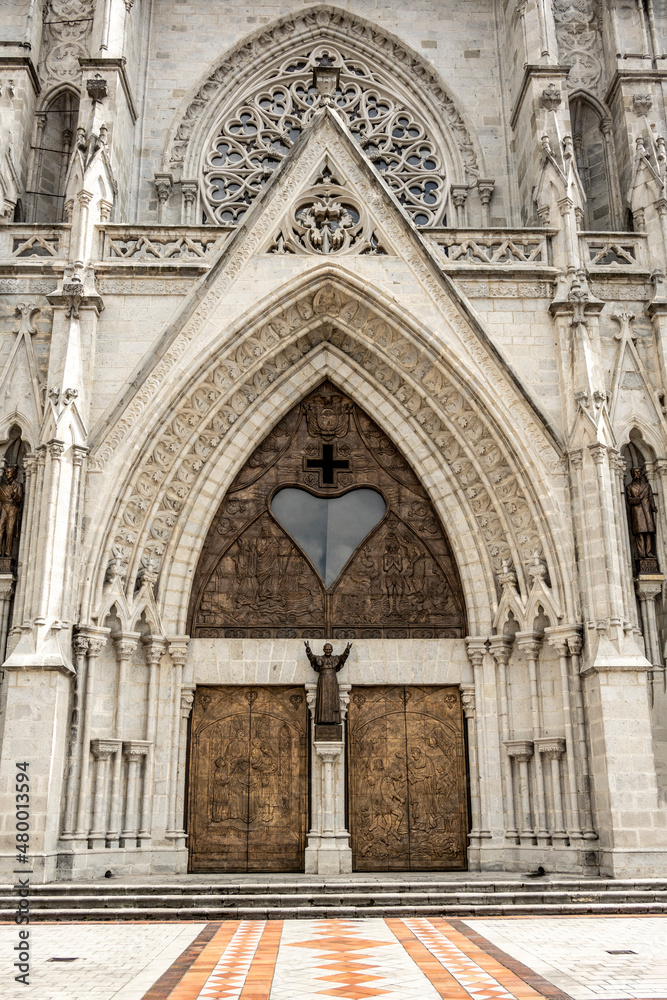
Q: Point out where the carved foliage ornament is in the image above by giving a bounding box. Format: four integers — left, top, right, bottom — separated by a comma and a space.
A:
552, 0, 604, 95
267, 168, 388, 255
39, 0, 95, 86
188, 382, 466, 639
201, 41, 452, 227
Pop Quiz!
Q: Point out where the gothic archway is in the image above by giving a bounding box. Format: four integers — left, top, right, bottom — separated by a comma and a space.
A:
188, 381, 466, 638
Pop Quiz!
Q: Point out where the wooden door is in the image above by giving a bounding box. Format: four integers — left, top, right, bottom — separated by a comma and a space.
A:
348, 686, 468, 871
188, 685, 308, 872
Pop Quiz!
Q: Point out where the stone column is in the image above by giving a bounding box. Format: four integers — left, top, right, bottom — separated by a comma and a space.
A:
304, 682, 351, 875
10, 454, 36, 632
460, 683, 481, 850
465, 638, 492, 839
165, 638, 189, 846
60, 633, 89, 839
516, 632, 549, 844
0, 574, 15, 661
73, 634, 107, 841
107, 635, 138, 846
504, 740, 535, 843
121, 741, 150, 847
89, 739, 120, 847
181, 181, 198, 225
138, 639, 165, 844
546, 626, 584, 841
488, 635, 518, 843
536, 737, 567, 841
567, 632, 597, 840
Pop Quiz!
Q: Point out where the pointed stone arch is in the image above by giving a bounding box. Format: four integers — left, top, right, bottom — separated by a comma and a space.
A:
84, 274, 571, 637
162, 3, 483, 201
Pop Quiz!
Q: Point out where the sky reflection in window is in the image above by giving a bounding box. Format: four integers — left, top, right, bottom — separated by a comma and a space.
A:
271, 487, 386, 586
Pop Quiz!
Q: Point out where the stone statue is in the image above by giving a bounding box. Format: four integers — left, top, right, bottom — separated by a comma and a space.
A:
626, 467, 658, 570
304, 640, 351, 725
0, 466, 23, 561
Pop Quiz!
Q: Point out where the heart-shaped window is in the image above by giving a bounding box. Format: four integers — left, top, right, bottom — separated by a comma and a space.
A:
271, 487, 386, 587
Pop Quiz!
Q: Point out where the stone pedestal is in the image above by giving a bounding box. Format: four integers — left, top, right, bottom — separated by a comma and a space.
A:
0, 664, 73, 883
304, 740, 352, 875
583, 631, 667, 877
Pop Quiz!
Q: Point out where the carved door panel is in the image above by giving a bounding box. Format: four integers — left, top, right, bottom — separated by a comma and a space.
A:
348, 685, 468, 871
188, 685, 308, 872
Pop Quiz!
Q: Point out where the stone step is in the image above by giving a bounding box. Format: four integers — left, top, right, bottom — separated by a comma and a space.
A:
5, 889, 667, 907
5, 900, 667, 921
14, 878, 667, 896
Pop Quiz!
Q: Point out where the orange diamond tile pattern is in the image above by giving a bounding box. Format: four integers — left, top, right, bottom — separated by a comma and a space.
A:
147, 915, 655, 1000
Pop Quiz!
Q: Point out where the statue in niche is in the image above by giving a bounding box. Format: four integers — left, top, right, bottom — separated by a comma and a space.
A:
0, 466, 23, 569
304, 641, 351, 734
626, 467, 659, 573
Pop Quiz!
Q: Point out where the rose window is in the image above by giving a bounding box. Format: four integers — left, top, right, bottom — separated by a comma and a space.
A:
202, 45, 447, 227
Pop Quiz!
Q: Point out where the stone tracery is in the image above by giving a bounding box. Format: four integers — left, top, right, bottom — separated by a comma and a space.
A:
202, 45, 448, 226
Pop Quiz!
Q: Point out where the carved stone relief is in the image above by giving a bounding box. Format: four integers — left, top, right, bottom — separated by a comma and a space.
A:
267, 168, 388, 255
95, 281, 551, 615
553, 0, 605, 96
188, 382, 466, 638
39, 0, 94, 88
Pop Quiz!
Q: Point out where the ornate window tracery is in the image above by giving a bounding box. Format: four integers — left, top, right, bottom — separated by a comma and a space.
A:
201, 46, 449, 227
188, 382, 466, 639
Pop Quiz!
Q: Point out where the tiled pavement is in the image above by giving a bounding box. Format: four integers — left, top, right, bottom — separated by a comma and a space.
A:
0, 917, 666, 1000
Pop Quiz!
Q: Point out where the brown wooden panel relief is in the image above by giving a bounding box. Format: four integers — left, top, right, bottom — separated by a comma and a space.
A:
348, 685, 468, 871
188, 381, 465, 638
188, 685, 308, 872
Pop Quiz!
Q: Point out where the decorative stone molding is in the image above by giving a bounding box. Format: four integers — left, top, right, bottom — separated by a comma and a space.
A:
165, 5, 481, 198
90, 738, 120, 760
13, 302, 39, 336
93, 279, 553, 618
541, 83, 563, 111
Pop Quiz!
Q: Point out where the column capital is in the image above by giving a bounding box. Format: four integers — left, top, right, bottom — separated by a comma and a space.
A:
544, 623, 578, 654
142, 637, 167, 666
314, 742, 344, 763
75, 625, 109, 657
488, 634, 513, 665
515, 630, 542, 657
122, 740, 151, 760
504, 739, 534, 761
460, 682, 475, 718
114, 632, 139, 659
535, 736, 566, 759
181, 684, 195, 718
465, 636, 488, 666
167, 635, 189, 667
588, 443, 608, 465
90, 738, 121, 760
636, 577, 664, 600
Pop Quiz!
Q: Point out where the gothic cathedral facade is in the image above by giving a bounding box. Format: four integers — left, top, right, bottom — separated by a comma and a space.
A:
1, 0, 667, 882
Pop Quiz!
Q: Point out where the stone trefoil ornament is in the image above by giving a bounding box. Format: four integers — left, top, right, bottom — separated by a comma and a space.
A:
268, 168, 387, 256
626, 467, 659, 574
305, 640, 351, 740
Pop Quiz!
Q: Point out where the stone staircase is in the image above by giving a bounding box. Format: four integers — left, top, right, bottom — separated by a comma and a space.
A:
3, 877, 667, 920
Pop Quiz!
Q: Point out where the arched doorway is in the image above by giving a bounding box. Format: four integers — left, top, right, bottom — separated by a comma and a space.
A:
187, 381, 468, 871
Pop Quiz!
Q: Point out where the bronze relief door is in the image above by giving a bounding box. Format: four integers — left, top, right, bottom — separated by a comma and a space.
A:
188, 685, 308, 872
348, 685, 468, 871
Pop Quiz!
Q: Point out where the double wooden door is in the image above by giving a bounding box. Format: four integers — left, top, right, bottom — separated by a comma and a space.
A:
348, 685, 468, 871
188, 685, 308, 872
